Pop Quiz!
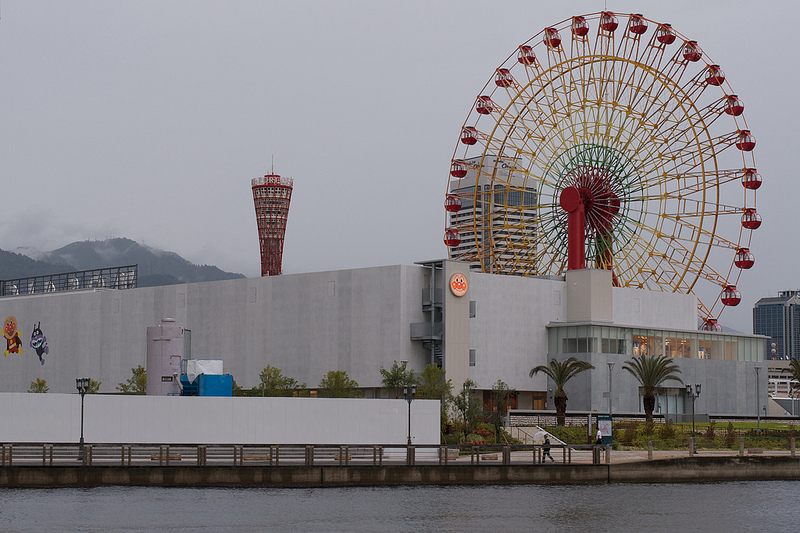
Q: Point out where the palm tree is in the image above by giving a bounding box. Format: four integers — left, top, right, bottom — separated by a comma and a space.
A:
622, 355, 683, 423
530, 357, 595, 426
783, 360, 800, 397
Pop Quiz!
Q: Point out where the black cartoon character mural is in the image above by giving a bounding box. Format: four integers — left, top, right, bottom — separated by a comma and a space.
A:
29, 322, 48, 365
3, 315, 22, 357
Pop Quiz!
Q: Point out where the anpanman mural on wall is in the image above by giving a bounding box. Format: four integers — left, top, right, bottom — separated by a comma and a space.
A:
3, 316, 22, 356
3, 316, 49, 365
449, 273, 468, 297
29, 322, 49, 365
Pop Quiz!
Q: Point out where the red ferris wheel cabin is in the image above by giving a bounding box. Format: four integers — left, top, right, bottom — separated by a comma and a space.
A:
517, 45, 537, 66
735, 248, 755, 269
571, 16, 589, 37
741, 208, 762, 230
742, 168, 762, 190
600, 12, 618, 32
443, 229, 461, 247
629, 14, 648, 35
682, 41, 702, 62
705, 65, 725, 86
736, 130, 756, 151
724, 95, 744, 116
655, 23, 676, 44
721, 285, 741, 307
544, 27, 561, 49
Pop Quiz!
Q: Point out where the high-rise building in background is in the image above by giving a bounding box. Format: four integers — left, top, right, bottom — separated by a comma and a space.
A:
753, 290, 800, 360
446, 155, 538, 274
252, 173, 293, 276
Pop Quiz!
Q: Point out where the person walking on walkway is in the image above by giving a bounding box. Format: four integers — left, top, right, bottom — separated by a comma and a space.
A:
595, 428, 603, 445
543, 435, 555, 463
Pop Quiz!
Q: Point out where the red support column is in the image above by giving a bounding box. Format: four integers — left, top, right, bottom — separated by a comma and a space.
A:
560, 186, 586, 271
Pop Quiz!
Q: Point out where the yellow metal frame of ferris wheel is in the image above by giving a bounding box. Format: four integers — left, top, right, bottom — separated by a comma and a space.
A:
447, 12, 757, 320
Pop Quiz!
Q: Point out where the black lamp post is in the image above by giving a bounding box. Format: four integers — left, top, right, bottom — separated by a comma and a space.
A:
403, 384, 416, 446
754, 366, 762, 431
607, 362, 615, 416
685, 383, 701, 453
76, 377, 90, 458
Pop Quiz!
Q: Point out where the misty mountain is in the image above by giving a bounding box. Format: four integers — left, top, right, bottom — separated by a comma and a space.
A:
0, 249, 74, 280
3, 238, 245, 287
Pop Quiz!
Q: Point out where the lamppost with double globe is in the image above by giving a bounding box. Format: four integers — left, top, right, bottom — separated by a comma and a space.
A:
685, 383, 701, 453
403, 384, 416, 446
76, 377, 90, 459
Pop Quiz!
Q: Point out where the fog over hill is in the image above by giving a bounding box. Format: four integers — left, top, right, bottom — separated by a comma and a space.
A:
3, 238, 244, 287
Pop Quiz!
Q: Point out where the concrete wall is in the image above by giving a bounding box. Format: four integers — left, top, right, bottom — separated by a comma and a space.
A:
0, 265, 432, 394
468, 273, 565, 393
0, 393, 441, 445
555, 353, 766, 416
611, 286, 698, 331
2, 457, 798, 488
442, 260, 471, 391
566, 269, 612, 322
466, 272, 699, 395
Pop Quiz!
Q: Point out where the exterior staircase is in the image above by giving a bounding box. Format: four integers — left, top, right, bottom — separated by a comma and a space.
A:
506, 425, 565, 445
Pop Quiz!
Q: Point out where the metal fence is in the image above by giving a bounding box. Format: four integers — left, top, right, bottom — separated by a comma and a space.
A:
0, 265, 138, 297
0, 443, 608, 468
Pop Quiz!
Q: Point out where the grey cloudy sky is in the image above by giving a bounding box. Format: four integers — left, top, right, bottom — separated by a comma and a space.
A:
0, 1, 794, 334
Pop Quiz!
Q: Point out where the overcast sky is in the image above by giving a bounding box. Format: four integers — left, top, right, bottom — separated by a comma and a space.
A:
0, 1, 794, 334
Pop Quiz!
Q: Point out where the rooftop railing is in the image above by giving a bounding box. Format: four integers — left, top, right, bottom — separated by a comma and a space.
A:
0, 265, 138, 297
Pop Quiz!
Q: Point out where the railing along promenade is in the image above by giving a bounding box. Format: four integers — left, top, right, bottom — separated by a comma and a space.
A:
0, 442, 608, 467
5, 439, 800, 469
4, 442, 800, 487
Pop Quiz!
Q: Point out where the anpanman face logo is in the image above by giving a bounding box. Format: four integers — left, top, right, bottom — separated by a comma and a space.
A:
449, 273, 468, 297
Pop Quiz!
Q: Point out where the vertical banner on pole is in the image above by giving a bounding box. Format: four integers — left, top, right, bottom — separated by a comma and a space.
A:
597, 414, 613, 446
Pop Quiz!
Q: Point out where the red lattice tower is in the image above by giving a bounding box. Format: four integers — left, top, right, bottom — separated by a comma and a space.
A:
252, 174, 293, 276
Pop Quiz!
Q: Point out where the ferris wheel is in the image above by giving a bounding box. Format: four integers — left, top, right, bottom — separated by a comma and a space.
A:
444, 12, 761, 328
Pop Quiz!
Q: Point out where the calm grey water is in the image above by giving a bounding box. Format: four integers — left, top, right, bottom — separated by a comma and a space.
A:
1, 482, 797, 532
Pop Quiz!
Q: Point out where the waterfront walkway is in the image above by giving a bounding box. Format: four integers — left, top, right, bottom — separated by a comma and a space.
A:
1, 442, 799, 487
1, 441, 795, 468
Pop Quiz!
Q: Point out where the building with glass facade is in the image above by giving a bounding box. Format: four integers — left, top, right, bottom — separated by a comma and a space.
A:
753, 290, 800, 360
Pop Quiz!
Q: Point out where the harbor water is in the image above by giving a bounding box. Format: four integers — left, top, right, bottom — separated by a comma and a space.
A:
1, 481, 798, 532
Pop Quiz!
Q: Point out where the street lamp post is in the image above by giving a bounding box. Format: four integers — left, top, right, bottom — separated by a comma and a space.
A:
754, 366, 762, 431
403, 384, 416, 446
685, 383, 701, 453
607, 362, 615, 416
76, 377, 90, 460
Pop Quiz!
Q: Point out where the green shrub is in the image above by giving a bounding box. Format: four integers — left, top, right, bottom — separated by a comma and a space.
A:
725, 422, 736, 448
475, 423, 496, 444
465, 433, 485, 445
498, 430, 521, 445
658, 420, 676, 440
704, 420, 717, 442
443, 433, 460, 445
621, 425, 637, 445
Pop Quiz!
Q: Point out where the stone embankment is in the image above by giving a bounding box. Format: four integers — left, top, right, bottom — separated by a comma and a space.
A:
1, 454, 799, 488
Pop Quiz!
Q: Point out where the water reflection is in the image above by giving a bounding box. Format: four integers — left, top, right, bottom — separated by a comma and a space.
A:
0, 482, 797, 532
